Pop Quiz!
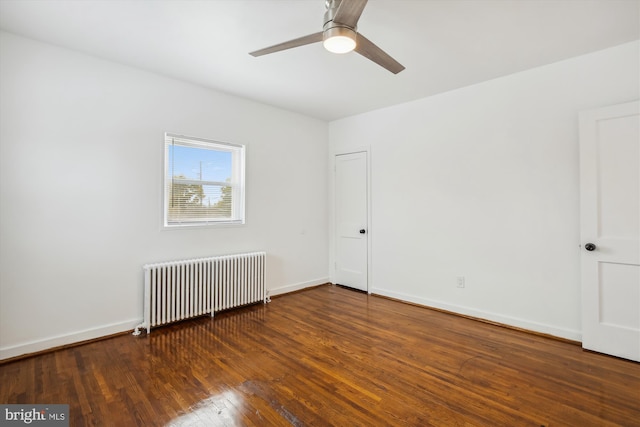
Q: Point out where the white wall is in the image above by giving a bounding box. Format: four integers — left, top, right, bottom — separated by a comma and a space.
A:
0, 32, 329, 359
329, 41, 639, 341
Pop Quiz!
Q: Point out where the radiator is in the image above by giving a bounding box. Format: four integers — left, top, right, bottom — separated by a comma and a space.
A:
133, 252, 268, 335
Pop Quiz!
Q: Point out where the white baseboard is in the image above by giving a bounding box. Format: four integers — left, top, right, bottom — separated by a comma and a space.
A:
268, 277, 330, 297
0, 319, 141, 361
371, 287, 582, 342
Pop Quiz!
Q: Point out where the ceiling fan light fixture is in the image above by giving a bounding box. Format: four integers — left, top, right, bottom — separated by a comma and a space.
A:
323, 26, 356, 54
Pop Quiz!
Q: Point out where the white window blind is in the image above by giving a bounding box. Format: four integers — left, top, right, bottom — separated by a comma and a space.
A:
164, 133, 245, 227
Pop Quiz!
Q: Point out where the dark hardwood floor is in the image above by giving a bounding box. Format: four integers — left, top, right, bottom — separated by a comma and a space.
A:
1, 284, 639, 426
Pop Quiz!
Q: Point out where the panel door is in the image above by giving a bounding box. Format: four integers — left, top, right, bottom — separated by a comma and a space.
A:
579, 100, 640, 361
335, 152, 368, 292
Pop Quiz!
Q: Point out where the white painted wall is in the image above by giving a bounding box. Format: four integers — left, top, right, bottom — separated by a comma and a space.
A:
0, 32, 329, 359
329, 41, 639, 341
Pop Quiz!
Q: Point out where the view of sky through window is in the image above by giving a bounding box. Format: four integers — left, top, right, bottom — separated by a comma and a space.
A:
168, 145, 231, 182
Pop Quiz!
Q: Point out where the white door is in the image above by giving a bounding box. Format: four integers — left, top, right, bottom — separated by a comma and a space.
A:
579, 100, 640, 362
335, 152, 368, 292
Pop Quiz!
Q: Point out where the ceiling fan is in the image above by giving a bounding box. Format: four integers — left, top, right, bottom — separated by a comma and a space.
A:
249, 0, 405, 74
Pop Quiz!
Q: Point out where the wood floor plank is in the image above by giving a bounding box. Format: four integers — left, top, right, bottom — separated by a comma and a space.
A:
1, 284, 639, 426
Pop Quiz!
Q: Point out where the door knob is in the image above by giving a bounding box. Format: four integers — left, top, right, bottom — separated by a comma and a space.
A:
359, 229, 366, 234
585, 243, 596, 251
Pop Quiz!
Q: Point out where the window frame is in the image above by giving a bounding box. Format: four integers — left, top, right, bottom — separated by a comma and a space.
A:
163, 133, 245, 228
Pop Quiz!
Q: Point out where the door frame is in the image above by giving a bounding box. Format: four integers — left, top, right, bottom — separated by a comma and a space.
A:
330, 146, 372, 293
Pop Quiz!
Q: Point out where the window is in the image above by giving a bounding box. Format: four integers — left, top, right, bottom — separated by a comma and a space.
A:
164, 133, 245, 227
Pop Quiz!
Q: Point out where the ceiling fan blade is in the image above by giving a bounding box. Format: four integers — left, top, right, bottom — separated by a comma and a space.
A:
333, 0, 368, 28
249, 32, 323, 57
354, 33, 405, 74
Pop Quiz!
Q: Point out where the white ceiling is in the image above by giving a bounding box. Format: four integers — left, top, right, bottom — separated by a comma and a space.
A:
1, 0, 638, 121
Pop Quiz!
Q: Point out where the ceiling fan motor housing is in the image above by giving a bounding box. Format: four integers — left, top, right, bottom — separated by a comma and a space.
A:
323, 0, 357, 36
323, 26, 357, 44
323, 0, 357, 49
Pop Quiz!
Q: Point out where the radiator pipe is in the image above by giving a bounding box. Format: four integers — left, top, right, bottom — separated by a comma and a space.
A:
132, 323, 146, 336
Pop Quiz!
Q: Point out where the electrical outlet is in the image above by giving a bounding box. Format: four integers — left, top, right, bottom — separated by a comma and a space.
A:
456, 276, 465, 288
